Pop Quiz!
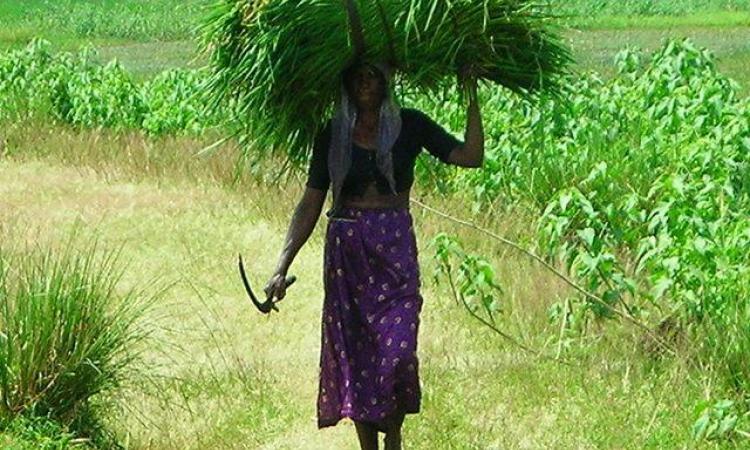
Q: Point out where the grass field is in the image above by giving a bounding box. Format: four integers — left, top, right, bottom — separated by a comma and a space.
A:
0, 124, 716, 449
0, 0, 204, 45
2, 1, 750, 448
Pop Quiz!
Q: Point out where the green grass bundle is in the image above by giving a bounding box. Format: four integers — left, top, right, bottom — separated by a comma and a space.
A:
0, 241, 153, 438
199, 0, 572, 163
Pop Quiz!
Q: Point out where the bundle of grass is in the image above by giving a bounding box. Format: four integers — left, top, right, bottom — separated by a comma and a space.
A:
0, 241, 154, 444
199, 0, 572, 164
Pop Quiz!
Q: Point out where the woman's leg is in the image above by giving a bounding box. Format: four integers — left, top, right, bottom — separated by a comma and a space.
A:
383, 410, 406, 450
354, 420, 379, 450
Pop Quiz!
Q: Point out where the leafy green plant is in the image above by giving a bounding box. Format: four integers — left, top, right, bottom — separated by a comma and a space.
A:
431, 233, 504, 317
0, 39, 221, 135
692, 399, 750, 443
526, 39, 750, 394
141, 68, 223, 135
51, 59, 146, 129
0, 415, 89, 449
415, 39, 750, 398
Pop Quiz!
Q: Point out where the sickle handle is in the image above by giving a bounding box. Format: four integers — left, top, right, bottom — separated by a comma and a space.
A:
238, 253, 298, 314
267, 275, 297, 301
268, 275, 297, 312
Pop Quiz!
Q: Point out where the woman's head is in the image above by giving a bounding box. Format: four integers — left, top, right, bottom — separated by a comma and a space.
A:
328, 60, 402, 214
342, 61, 387, 111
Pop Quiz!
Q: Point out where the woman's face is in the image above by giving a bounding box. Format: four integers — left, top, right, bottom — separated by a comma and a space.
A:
345, 63, 386, 111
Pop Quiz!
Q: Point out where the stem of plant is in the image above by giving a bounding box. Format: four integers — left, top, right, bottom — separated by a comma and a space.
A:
443, 242, 574, 366
411, 198, 678, 357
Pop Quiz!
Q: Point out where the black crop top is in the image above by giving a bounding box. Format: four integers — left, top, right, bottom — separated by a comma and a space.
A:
305, 108, 462, 196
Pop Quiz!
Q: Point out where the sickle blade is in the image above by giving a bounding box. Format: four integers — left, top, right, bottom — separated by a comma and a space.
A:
238, 254, 272, 314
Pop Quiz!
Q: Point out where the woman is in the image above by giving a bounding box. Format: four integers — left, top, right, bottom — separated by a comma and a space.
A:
264, 61, 484, 450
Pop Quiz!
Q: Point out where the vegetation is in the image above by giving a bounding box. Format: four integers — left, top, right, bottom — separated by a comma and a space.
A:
199, 0, 571, 164
0, 0, 205, 47
0, 240, 155, 446
416, 38, 750, 396
0, 416, 90, 449
0, 39, 221, 134
5, 133, 744, 448
2, 0, 750, 447
553, 0, 750, 18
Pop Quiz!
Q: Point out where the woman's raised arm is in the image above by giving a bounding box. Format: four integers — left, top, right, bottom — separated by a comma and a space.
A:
447, 76, 484, 168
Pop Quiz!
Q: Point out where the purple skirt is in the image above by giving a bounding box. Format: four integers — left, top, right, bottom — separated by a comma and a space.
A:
317, 206, 423, 432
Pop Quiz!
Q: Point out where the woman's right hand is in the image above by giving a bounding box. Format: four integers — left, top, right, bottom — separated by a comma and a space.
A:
264, 271, 288, 303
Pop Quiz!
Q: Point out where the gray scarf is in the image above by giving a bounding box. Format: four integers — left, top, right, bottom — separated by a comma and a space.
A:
327, 62, 402, 218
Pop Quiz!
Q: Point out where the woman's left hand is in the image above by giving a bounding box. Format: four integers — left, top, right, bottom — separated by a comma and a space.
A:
451, 64, 484, 168
457, 64, 479, 101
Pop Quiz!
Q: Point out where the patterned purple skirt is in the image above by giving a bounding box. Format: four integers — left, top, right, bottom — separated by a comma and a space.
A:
317, 206, 423, 432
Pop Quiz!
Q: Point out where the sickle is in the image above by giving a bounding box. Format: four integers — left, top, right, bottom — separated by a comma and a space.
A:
238, 254, 296, 314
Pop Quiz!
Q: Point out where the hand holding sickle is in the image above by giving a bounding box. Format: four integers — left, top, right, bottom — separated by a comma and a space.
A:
238, 254, 296, 314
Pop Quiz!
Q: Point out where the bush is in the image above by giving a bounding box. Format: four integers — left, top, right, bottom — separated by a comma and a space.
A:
0, 240, 154, 442
412, 38, 750, 397
0, 39, 220, 135
141, 68, 221, 135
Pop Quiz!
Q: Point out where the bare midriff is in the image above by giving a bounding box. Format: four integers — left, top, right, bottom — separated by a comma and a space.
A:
341, 185, 410, 209
341, 141, 409, 209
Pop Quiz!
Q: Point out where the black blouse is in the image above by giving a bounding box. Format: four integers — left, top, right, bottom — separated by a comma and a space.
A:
305, 108, 462, 196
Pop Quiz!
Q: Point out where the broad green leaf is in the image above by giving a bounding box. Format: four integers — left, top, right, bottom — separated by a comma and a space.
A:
692, 413, 710, 440
577, 228, 596, 248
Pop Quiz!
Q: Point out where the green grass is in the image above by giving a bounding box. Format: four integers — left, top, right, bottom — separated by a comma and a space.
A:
551, 0, 750, 18
1, 1, 748, 95
0, 0, 208, 80
1, 1, 750, 447
1, 123, 747, 448
566, 26, 750, 96
1, 0, 744, 52
568, 11, 750, 29
94, 41, 205, 82
0, 238, 156, 447
0, 416, 91, 449
0, 0, 206, 46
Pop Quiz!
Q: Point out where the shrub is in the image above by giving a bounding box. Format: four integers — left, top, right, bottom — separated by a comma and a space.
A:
0, 240, 154, 441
